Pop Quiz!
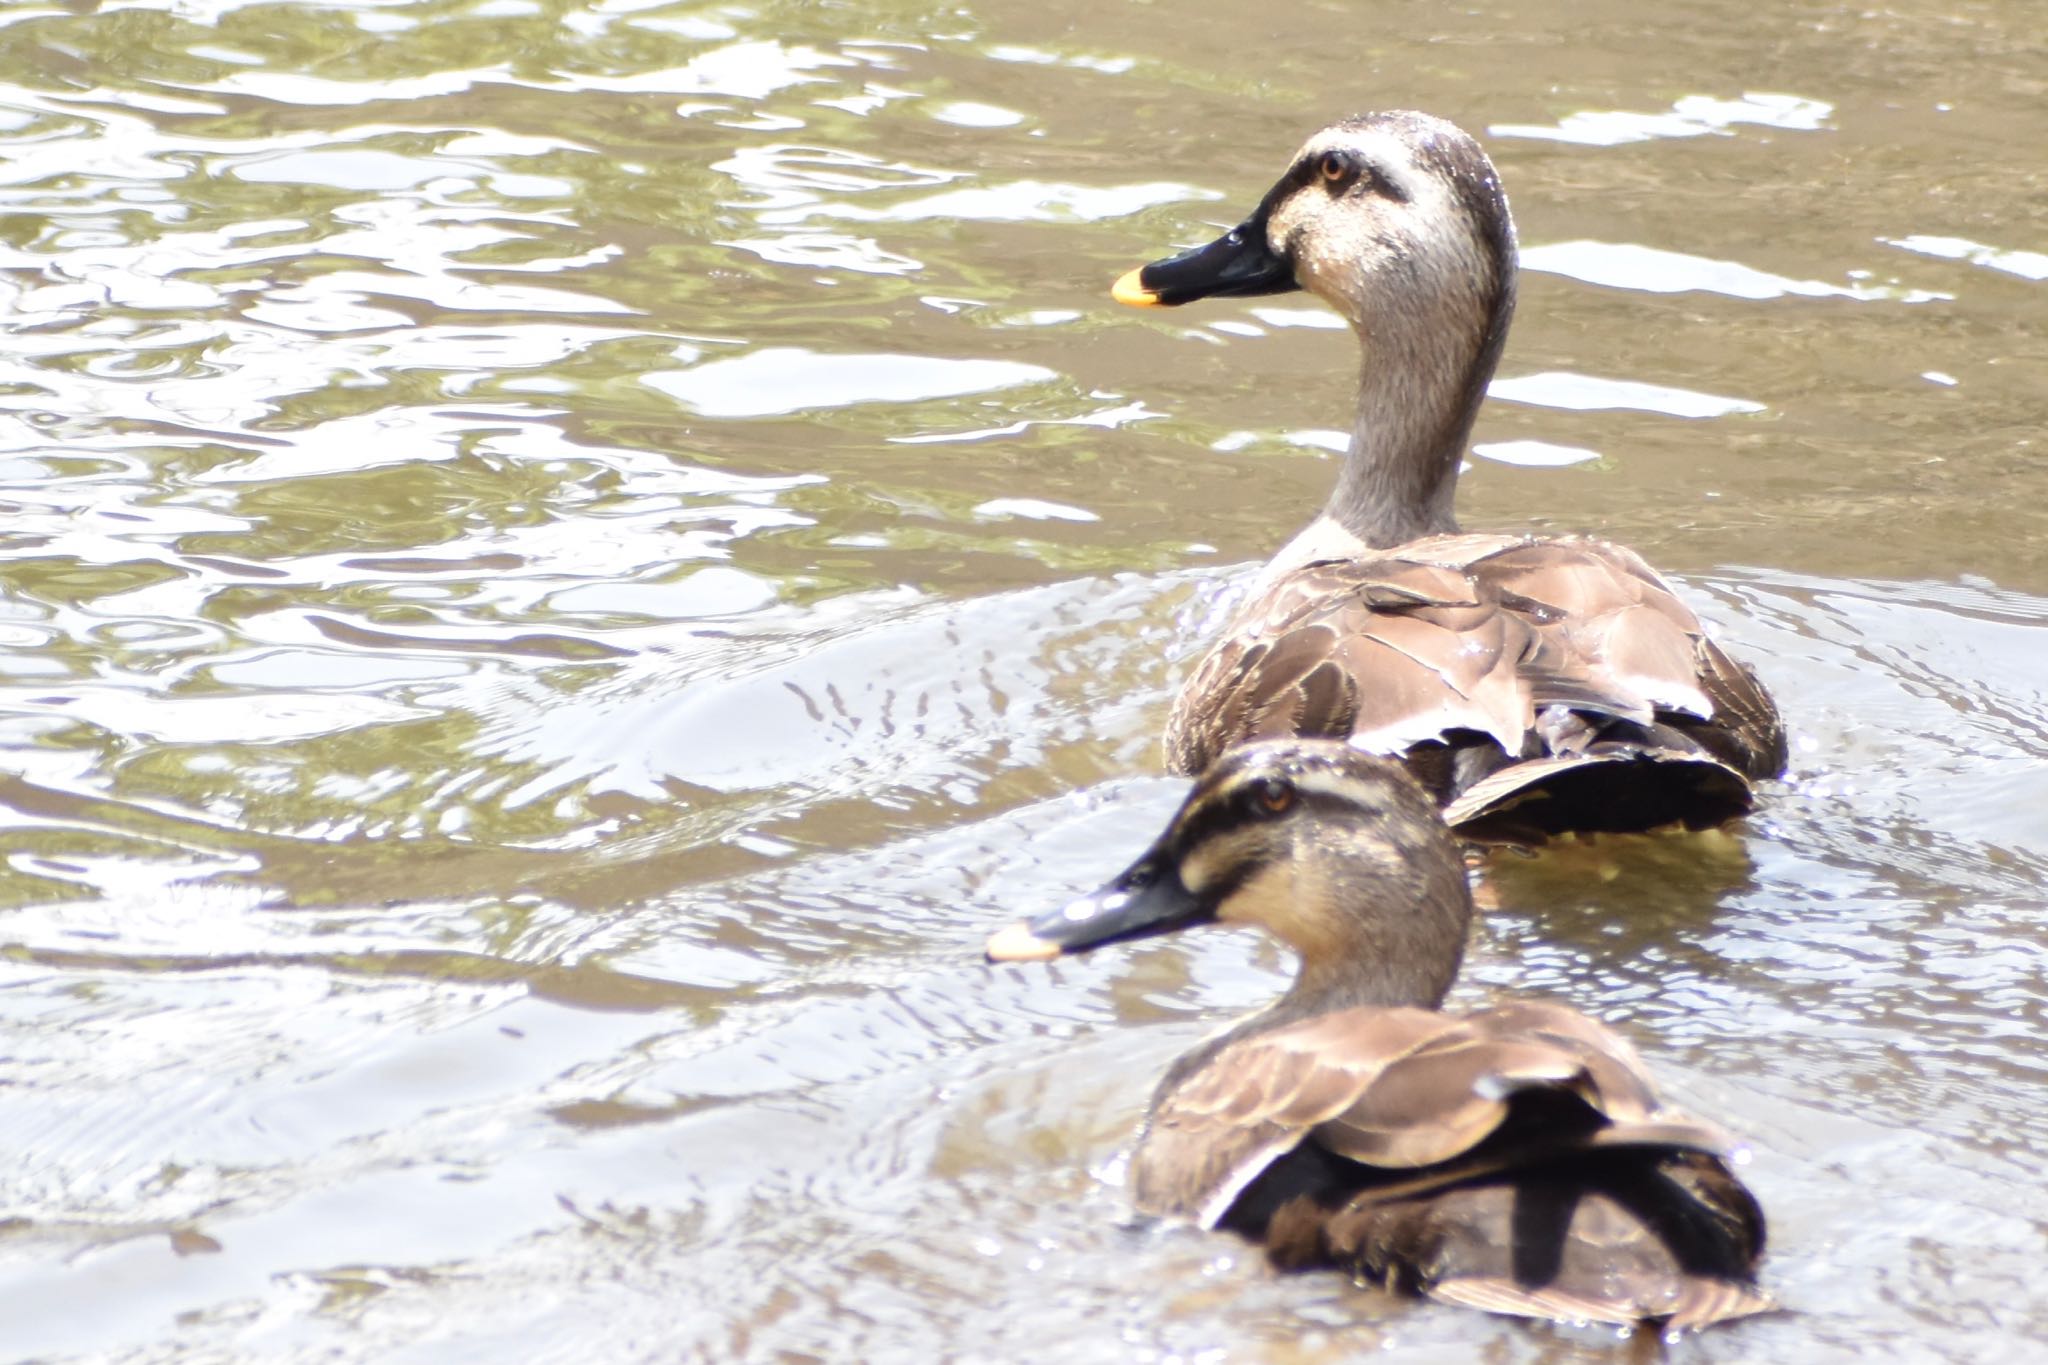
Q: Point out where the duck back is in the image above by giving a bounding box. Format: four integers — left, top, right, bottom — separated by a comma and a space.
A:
1165, 532, 1785, 841
1132, 1000, 1770, 1328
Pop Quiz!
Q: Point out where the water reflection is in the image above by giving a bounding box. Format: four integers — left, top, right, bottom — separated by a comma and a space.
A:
0, 0, 2045, 1361
1491, 92, 1833, 147
1521, 240, 1945, 302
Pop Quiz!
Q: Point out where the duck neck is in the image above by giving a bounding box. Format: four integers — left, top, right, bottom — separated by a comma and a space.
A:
1157, 941, 1458, 1103
1264, 929, 1460, 1030
1321, 260, 1515, 551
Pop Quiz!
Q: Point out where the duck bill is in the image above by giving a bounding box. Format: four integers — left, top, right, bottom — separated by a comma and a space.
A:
985, 845, 1211, 962
1111, 212, 1299, 308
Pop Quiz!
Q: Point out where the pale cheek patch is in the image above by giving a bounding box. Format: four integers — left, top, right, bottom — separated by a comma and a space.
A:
1179, 825, 1261, 895
1216, 862, 1298, 935
1179, 841, 1223, 896
1265, 128, 1486, 337
1220, 859, 1351, 967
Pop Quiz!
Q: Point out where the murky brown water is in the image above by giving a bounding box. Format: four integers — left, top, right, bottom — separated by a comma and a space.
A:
3, 0, 2046, 1360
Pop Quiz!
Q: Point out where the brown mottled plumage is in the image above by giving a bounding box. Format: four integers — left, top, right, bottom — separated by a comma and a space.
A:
1115, 113, 1784, 841
986, 741, 1770, 1329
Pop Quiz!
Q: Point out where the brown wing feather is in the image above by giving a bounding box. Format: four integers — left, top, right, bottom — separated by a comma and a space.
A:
1133, 999, 1767, 1327
1696, 635, 1789, 776
1132, 1001, 1727, 1220
1131, 1008, 1445, 1223
1165, 534, 1784, 838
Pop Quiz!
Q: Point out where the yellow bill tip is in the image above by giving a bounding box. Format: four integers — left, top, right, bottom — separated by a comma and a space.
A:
984, 921, 1063, 962
1110, 266, 1160, 307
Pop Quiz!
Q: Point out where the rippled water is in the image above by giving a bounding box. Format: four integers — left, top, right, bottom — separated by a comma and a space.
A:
3, 1, 2045, 1360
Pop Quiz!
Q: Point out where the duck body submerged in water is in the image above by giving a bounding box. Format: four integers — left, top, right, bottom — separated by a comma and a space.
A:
986, 740, 1769, 1328
1116, 113, 1784, 843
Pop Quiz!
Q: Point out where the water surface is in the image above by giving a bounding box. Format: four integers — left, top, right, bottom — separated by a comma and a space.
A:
2, 0, 2045, 1360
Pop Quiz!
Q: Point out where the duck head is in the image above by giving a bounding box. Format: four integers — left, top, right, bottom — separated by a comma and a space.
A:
1115, 111, 1514, 339
987, 741, 1474, 1012
1112, 113, 1519, 548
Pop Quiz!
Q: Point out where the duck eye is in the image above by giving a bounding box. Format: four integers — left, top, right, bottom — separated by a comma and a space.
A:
1318, 152, 1350, 184
1249, 777, 1295, 816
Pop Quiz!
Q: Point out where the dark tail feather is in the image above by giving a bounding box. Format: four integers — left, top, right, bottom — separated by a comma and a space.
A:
1442, 752, 1753, 842
1271, 1149, 1768, 1328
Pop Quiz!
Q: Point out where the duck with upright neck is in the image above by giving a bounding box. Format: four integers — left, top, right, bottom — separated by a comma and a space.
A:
986, 740, 1770, 1328
1116, 112, 1784, 843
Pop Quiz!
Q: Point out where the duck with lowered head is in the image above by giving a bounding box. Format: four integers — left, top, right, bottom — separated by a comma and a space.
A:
1115, 113, 1784, 843
986, 740, 1769, 1328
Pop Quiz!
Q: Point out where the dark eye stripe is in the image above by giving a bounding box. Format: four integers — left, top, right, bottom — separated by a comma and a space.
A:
1299, 149, 1408, 204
